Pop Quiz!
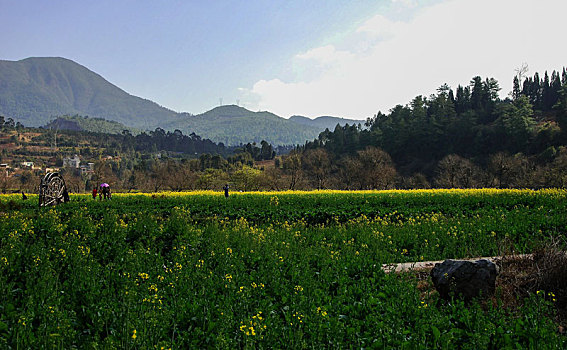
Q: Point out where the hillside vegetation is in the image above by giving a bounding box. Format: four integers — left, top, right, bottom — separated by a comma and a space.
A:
166, 105, 331, 146
0, 57, 357, 146
43, 115, 141, 135
0, 57, 182, 129
289, 115, 362, 130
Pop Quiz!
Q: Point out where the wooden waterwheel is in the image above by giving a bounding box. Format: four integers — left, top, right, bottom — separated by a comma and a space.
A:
38, 172, 69, 207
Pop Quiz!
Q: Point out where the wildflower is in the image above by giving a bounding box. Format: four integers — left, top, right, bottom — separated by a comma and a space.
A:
226, 247, 232, 255
294, 285, 304, 294
132, 329, 137, 340
225, 274, 232, 282
317, 307, 328, 317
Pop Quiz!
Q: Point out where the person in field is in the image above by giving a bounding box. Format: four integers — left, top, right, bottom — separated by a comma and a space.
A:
223, 184, 229, 198
92, 187, 97, 200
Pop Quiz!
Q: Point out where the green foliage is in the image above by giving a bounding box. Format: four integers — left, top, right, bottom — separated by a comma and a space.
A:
303, 69, 567, 183
0, 190, 566, 347
44, 115, 141, 135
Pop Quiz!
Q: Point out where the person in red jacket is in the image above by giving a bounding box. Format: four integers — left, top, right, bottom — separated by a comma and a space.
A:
92, 187, 97, 200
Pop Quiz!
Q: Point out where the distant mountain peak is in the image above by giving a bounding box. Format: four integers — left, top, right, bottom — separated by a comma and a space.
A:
0, 56, 180, 128
0, 56, 354, 146
289, 114, 363, 130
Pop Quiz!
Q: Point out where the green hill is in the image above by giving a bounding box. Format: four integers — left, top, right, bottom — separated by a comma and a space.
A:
0, 57, 182, 129
289, 115, 364, 130
43, 115, 141, 135
166, 105, 323, 146
0, 57, 352, 146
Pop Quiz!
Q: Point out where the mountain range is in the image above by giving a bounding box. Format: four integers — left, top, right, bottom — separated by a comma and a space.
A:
0, 57, 362, 145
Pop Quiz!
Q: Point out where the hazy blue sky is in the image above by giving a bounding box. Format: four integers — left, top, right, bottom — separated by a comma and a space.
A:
1, 0, 566, 119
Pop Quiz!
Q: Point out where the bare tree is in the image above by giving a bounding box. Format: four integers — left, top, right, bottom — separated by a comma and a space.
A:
435, 154, 481, 188
302, 148, 331, 190
282, 150, 302, 190
356, 146, 397, 190
0, 171, 15, 194
488, 152, 533, 188
400, 173, 431, 189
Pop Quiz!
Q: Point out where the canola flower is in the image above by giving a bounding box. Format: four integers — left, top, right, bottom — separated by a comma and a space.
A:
0, 187, 566, 348
6, 187, 562, 200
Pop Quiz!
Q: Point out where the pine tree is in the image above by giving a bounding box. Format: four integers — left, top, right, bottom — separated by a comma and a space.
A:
512, 76, 521, 100
542, 71, 554, 111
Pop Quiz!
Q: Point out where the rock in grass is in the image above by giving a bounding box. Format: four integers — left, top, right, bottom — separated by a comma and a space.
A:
430, 259, 497, 301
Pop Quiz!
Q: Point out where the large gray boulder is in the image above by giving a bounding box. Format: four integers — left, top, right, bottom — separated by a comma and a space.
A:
430, 259, 498, 301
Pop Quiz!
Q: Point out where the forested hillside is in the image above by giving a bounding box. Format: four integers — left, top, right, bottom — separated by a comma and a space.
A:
288, 115, 362, 130
0, 57, 357, 146
43, 115, 141, 135
0, 57, 182, 128
166, 105, 326, 146
295, 69, 567, 189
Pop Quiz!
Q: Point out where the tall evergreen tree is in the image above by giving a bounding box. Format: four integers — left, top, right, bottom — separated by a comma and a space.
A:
512, 76, 521, 100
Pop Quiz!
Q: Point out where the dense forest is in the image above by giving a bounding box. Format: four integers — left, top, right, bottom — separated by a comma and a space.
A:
296, 68, 567, 189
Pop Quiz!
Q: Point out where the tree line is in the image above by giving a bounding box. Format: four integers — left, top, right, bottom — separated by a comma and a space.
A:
289, 68, 567, 189
3, 67, 567, 193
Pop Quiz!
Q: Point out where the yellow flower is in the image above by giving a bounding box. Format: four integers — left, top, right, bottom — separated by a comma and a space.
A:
132, 329, 137, 340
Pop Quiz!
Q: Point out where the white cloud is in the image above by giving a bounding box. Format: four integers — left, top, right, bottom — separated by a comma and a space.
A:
391, 0, 418, 9
246, 0, 567, 119
295, 45, 355, 65
356, 14, 407, 40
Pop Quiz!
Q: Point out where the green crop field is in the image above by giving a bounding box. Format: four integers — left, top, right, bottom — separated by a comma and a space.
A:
1, 189, 566, 348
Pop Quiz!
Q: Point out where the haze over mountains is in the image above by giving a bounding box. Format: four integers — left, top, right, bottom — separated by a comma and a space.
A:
0, 57, 361, 145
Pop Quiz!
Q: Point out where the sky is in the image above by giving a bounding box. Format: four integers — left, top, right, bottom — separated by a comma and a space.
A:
1, 0, 566, 120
